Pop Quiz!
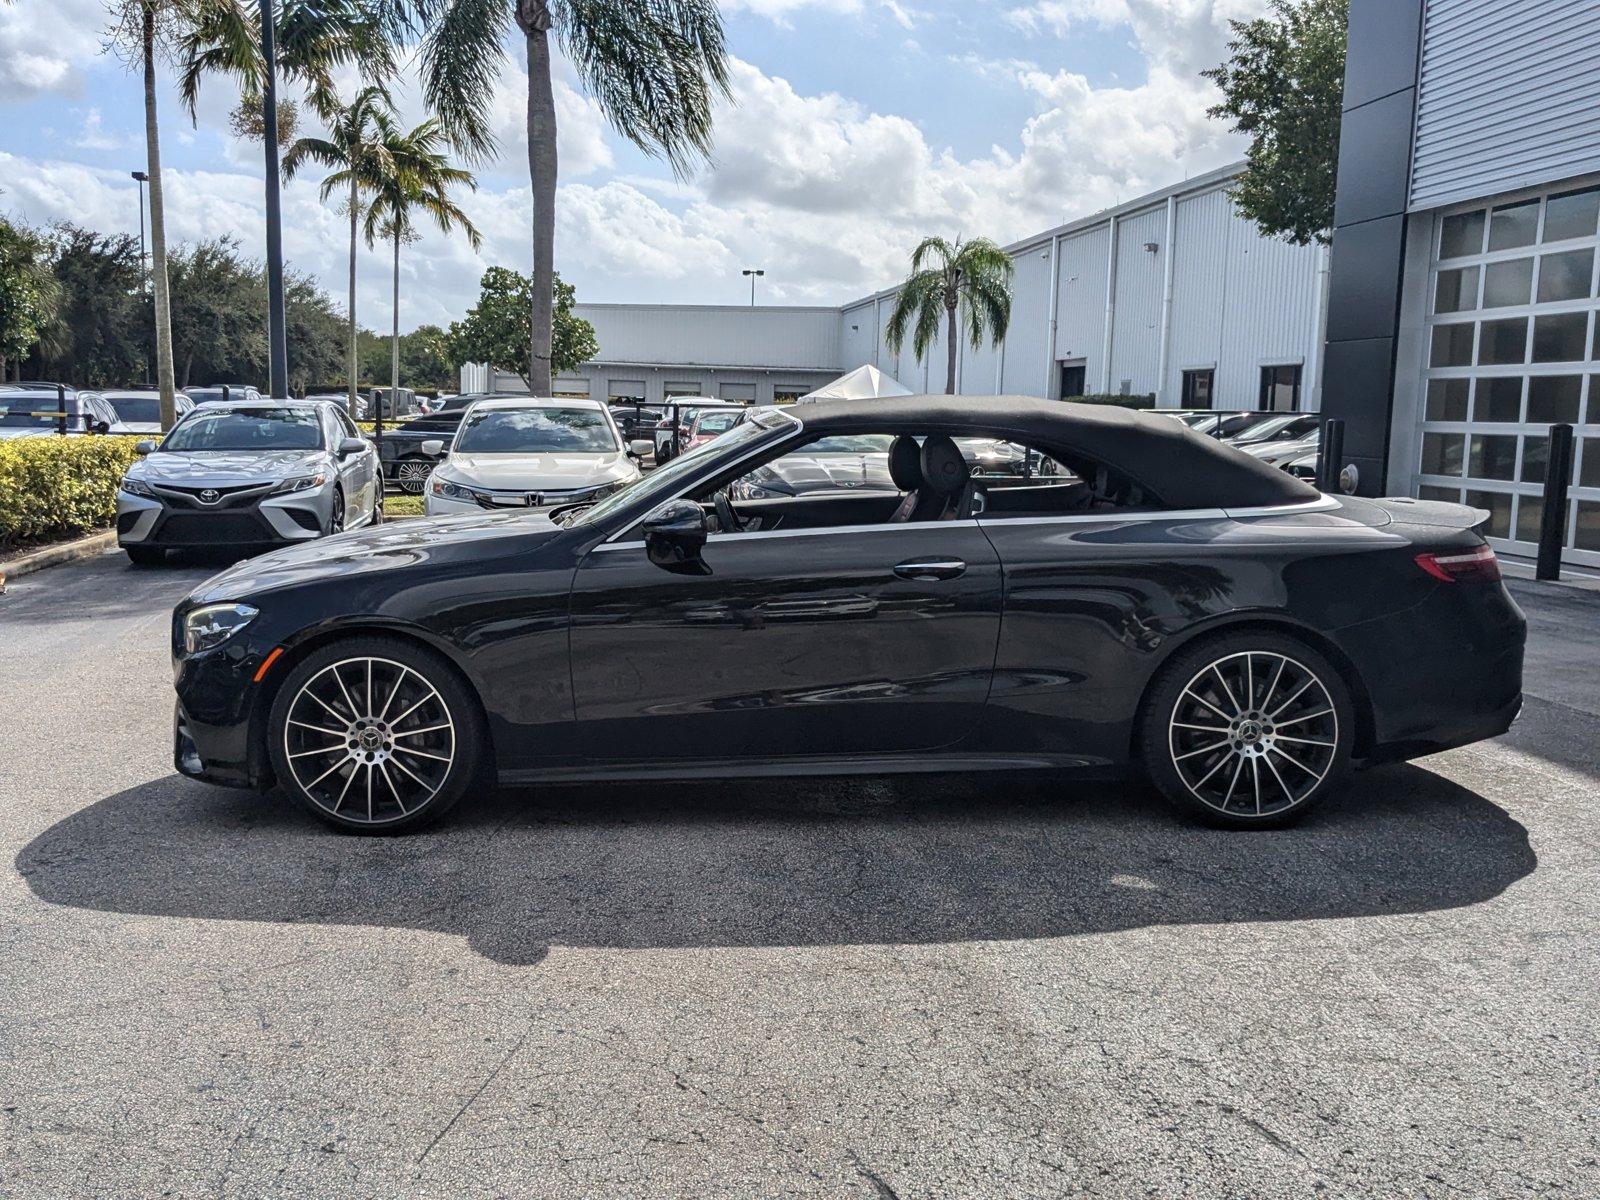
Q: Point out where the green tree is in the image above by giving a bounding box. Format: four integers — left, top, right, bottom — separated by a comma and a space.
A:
0, 218, 61, 380
363, 116, 481, 442
446, 267, 596, 388
1203, 0, 1348, 246
885, 236, 1014, 395
284, 268, 347, 395
285, 85, 396, 417
392, 0, 729, 394
165, 236, 266, 388
41, 226, 148, 387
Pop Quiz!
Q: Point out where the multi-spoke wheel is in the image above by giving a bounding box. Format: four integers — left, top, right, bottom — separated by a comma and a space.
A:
1141, 633, 1353, 828
266, 637, 484, 832
395, 459, 432, 494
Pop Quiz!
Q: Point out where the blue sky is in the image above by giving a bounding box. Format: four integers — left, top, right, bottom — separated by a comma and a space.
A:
0, 0, 1260, 331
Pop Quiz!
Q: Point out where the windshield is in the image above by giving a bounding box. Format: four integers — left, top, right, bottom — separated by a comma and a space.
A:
161, 408, 323, 451
1233, 414, 1303, 443
0, 399, 70, 428
693, 412, 740, 436
106, 396, 162, 424
571, 408, 798, 528
807, 434, 894, 454
454, 407, 618, 454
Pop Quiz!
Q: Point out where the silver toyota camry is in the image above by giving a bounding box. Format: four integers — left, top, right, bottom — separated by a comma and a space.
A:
116, 399, 381, 566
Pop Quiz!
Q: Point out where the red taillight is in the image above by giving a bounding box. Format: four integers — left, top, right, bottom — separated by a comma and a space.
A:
1415, 544, 1501, 583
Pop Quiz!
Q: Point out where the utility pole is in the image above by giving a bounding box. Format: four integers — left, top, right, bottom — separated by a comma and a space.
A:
742, 268, 764, 307
260, 0, 289, 398
131, 170, 151, 386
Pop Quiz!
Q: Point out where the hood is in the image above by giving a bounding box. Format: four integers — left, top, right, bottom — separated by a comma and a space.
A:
439, 451, 633, 491
759, 452, 896, 495
186, 510, 565, 605
132, 448, 328, 485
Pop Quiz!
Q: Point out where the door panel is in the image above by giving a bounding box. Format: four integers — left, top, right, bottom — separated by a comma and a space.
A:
568, 524, 1003, 760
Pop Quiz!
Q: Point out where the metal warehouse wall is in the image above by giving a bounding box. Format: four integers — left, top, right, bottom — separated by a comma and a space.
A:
1411, 0, 1600, 211
575, 303, 841, 371
1052, 226, 1111, 369
1107, 207, 1167, 393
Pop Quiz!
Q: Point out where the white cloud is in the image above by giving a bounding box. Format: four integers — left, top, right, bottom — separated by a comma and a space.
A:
0, 0, 106, 100
1005, 0, 1267, 77
723, 0, 916, 29
74, 108, 133, 152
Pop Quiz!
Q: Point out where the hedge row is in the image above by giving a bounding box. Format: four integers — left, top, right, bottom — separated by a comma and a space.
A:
0, 436, 144, 551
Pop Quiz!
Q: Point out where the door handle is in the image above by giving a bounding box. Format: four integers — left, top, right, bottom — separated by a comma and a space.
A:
893, 558, 966, 581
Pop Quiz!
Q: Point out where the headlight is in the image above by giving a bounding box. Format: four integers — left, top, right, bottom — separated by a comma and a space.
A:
121, 476, 155, 498
430, 477, 486, 502
568, 479, 629, 503
733, 482, 778, 500
183, 602, 259, 655
271, 473, 326, 495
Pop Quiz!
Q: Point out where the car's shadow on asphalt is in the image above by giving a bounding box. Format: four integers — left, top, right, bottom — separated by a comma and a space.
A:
16, 765, 1534, 966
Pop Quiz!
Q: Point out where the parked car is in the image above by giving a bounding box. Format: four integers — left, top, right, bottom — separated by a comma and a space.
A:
0, 389, 119, 438
1240, 424, 1322, 470
358, 387, 420, 422
116, 398, 381, 565
1227, 412, 1321, 447
102, 389, 194, 435
1286, 450, 1321, 482
0, 380, 75, 394
423, 396, 649, 516
376, 392, 497, 493
684, 406, 745, 451
653, 398, 740, 464
731, 433, 898, 500
169, 395, 1523, 834
608, 401, 666, 445
186, 384, 264, 405
1183, 411, 1282, 439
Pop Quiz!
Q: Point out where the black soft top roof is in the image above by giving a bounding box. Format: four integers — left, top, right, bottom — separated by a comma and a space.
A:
790, 395, 1319, 509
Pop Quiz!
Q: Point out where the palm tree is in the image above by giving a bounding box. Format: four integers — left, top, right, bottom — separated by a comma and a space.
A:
362, 116, 481, 448
284, 86, 394, 418
393, 0, 729, 394
886, 237, 1015, 395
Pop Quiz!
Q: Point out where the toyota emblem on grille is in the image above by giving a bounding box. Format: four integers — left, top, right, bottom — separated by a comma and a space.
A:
199, 489, 220, 504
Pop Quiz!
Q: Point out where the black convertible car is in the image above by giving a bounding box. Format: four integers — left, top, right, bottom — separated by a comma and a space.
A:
171, 396, 1524, 834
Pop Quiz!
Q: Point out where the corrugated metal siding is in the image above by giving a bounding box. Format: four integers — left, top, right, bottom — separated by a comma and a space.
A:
998, 243, 1053, 395
577, 304, 840, 370
1054, 227, 1110, 369
1166, 190, 1230, 391
1411, 0, 1600, 211
1108, 208, 1166, 394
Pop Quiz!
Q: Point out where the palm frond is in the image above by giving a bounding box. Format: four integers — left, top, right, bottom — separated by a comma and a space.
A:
558, 0, 732, 179
418, 0, 507, 162
910, 236, 955, 274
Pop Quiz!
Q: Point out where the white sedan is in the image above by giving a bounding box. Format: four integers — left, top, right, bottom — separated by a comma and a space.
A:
423, 396, 651, 516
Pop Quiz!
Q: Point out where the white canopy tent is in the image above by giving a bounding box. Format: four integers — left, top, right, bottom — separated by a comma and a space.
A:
796, 364, 913, 404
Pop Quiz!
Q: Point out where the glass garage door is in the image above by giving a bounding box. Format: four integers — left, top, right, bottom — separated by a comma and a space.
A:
1418, 182, 1600, 567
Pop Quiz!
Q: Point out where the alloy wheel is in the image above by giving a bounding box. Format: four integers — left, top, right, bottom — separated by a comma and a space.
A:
329, 491, 345, 535
396, 461, 431, 494
1166, 650, 1338, 818
281, 656, 456, 826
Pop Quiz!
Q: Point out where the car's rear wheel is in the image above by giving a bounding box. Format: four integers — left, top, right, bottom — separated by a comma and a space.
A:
266, 637, 485, 833
124, 545, 165, 567
395, 458, 432, 494
1140, 631, 1353, 829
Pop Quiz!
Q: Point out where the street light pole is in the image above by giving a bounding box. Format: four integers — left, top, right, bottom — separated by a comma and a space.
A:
742, 268, 764, 307
259, 0, 289, 399
131, 170, 151, 386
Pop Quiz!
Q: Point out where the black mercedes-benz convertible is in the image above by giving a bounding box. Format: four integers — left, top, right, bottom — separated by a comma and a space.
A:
170, 396, 1525, 833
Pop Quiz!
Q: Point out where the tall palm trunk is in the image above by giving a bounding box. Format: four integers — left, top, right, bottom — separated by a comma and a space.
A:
521, 1, 557, 396
142, 4, 178, 430
347, 177, 359, 419
945, 297, 959, 394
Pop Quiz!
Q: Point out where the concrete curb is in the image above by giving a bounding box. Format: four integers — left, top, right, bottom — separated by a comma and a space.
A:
0, 530, 119, 590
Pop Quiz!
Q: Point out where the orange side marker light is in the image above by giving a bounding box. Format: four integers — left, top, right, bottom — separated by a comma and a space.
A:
253, 647, 285, 683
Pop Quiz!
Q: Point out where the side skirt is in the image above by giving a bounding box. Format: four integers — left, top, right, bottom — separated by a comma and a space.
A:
497, 751, 1120, 786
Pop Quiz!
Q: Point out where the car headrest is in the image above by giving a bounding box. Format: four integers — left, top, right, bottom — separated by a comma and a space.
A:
888, 435, 923, 492
920, 434, 969, 494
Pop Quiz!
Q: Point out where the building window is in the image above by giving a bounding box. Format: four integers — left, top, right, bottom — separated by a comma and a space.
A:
663, 382, 703, 398
719, 382, 756, 403
1181, 368, 1214, 409
773, 386, 808, 404
1258, 364, 1302, 412
1059, 363, 1087, 398
608, 380, 646, 403
1417, 179, 1600, 566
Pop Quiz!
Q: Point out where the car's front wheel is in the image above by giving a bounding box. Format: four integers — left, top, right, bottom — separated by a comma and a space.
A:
266, 637, 485, 833
1140, 631, 1354, 829
395, 458, 432, 494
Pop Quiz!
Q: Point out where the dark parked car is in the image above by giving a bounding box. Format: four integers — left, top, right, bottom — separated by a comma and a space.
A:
375, 392, 497, 492
0, 389, 120, 438
170, 395, 1524, 835
608, 402, 666, 444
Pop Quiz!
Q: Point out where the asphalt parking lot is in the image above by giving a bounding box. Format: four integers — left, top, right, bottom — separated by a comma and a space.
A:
1, 553, 1596, 1198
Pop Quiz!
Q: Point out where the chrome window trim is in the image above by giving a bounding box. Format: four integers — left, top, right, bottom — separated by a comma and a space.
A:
1221, 494, 1340, 518
973, 509, 1230, 527
593, 519, 982, 553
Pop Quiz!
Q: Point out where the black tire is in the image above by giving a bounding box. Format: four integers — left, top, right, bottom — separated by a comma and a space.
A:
124, 545, 166, 567
266, 636, 487, 834
1139, 630, 1354, 829
325, 486, 345, 536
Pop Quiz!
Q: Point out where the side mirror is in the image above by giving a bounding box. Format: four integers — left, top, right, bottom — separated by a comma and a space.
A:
337, 437, 366, 459
133, 440, 156, 456
642, 499, 711, 575
628, 439, 654, 459
421, 439, 446, 457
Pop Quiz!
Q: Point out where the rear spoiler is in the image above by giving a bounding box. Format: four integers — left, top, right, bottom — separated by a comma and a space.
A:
1374, 497, 1491, 533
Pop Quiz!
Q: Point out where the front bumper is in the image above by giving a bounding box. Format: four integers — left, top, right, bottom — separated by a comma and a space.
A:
118, 485, 332, 548
172, 633, 281, 789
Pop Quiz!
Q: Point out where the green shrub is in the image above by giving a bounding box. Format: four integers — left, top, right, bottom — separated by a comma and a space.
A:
0, 435, 144, 550
1065, 393, 1158, 410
